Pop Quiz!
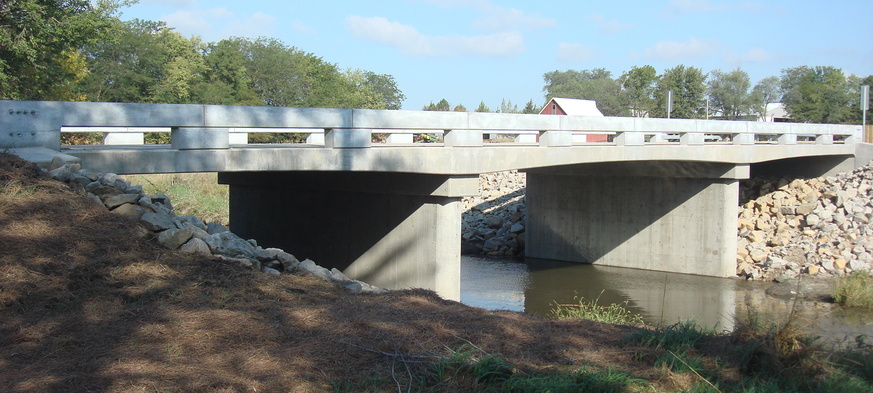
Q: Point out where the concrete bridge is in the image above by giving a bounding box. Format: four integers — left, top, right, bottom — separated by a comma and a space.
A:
2, 100, 867, 300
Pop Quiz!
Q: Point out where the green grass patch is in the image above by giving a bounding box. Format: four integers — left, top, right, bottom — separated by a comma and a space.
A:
834, 270, 873, 308
430, 345, 646, 392
125, 173, 229, 225
549, 291, 644, 326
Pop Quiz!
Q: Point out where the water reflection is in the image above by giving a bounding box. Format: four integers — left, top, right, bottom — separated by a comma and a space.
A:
461, 256, 873, 344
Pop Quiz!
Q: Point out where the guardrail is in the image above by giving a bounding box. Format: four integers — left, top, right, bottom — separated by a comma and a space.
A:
1, 100, 862, 150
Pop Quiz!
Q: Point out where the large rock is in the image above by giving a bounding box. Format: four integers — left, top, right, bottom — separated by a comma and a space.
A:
158, 227, 194, 250
140, 212, 176, 232
204, 231, 256, 258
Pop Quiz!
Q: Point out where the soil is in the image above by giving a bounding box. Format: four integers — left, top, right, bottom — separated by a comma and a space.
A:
0, 153, 764, 392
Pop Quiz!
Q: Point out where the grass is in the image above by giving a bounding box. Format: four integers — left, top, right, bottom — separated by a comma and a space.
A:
833, 270, 873, 308
549, 291, 645, 326
124, 172, 229, 225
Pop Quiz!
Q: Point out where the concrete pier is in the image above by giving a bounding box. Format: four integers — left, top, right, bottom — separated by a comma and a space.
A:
525, 161, 744, 277
218, 172, 478, 300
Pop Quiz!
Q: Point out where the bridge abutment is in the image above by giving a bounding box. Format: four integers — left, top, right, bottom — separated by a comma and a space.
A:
525, 162, 745, 277
218, 172, 478, 300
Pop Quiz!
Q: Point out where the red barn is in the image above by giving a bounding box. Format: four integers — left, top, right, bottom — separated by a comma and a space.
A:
539, 97, 607, 142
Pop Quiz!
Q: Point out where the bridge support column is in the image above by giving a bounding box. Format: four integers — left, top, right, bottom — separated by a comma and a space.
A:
525, 162, 747, 277
218, 172, 478, 300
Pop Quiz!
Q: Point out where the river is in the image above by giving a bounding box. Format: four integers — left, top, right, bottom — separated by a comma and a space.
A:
460, 255, 873, 346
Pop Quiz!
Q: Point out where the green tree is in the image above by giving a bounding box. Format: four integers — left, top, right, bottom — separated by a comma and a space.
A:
654, 65, 707, 119
79, 19, 200, 103
499, 99, 519, 113
359, 71, 405, 109
707, 68, 752, 120
0, 0, 124, 99
191, 38, 262, 105
475, 101, 491, 112
452, 104, 467, 112
423, 99, 451, 111
844, 75, 873, 125
780, 66, 851, 123
521, 99, 540, 114
750, 76, 781, 121
618, 65, 657, 117
543, 68, 628, 116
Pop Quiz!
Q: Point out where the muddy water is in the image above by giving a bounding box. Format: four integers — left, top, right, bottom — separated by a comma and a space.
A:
461, 256, 873, 345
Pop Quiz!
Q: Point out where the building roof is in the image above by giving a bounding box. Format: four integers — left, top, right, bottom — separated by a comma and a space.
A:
547, 98, 604, 116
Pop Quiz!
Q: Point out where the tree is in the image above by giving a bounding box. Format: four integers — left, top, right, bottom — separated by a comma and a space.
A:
542, 68, 628, 116
618, 65, 657, 117
79, 19, 184, 103
846, 75, 873, 125
707, 68, 752, 120
654, 65, 707, 119
423, 99, 451, 111
191, 38, 262, 105
521, 99, 540, 114
475, 101, 491, 112
499, 99, 519, 113
0, 0, 124, 99
359, 71, 405, 109
780, 66, 851, 123
750, 76, 780, 121
452, 104, 467, 112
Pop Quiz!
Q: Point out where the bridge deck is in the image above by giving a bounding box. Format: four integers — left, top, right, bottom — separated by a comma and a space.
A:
62, 142, 856, 176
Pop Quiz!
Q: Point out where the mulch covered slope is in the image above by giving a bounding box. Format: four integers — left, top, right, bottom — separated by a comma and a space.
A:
0, 153, 646, 392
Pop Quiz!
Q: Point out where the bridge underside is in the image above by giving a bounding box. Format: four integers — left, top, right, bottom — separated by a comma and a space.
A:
218, 172, 478, 300
524, 156, 855, 277
216, 155, 857, 300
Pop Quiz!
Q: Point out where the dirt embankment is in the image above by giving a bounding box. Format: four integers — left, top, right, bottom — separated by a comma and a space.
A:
0, 153, 666, 392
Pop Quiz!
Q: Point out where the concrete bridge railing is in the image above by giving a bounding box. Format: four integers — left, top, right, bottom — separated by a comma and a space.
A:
1, 100, 862, 151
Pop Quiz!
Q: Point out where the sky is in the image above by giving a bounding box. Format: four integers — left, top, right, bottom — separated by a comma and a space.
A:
119, 0, 873, 111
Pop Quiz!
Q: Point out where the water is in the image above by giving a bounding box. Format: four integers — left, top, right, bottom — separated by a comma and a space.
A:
461, 256, 873, 345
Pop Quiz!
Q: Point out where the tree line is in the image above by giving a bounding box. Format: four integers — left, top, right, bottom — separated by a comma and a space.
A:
426, 65, 871, 125
0, 1, 405, 109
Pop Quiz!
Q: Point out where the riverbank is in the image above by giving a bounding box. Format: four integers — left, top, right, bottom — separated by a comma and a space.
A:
3, 154, 872, 391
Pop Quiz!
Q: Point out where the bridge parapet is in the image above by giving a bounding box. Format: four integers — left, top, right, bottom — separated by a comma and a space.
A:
0, 100, 862, 151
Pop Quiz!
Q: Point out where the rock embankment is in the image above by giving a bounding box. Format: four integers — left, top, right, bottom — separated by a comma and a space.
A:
461, 170, 526, 256
737, 165, 873, 281
46, 163, 385, 294
463, 167, 873, 283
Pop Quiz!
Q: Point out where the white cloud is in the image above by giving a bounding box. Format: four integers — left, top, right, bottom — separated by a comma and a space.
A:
666, 0, 765, 14
586, 14, 633, 34
556, 43, 597, 62
346, 16, 524, 57
636, 37, 720, 61
425, 0, 556, 31
162, 8, 275, 40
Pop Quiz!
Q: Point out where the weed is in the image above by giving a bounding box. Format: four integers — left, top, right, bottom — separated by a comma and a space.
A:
627, 321, 714, 352
550, 290, 644, 326
834, 270, 873, 308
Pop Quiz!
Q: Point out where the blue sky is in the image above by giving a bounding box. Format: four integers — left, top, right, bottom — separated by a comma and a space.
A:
121, 0, 872, 110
